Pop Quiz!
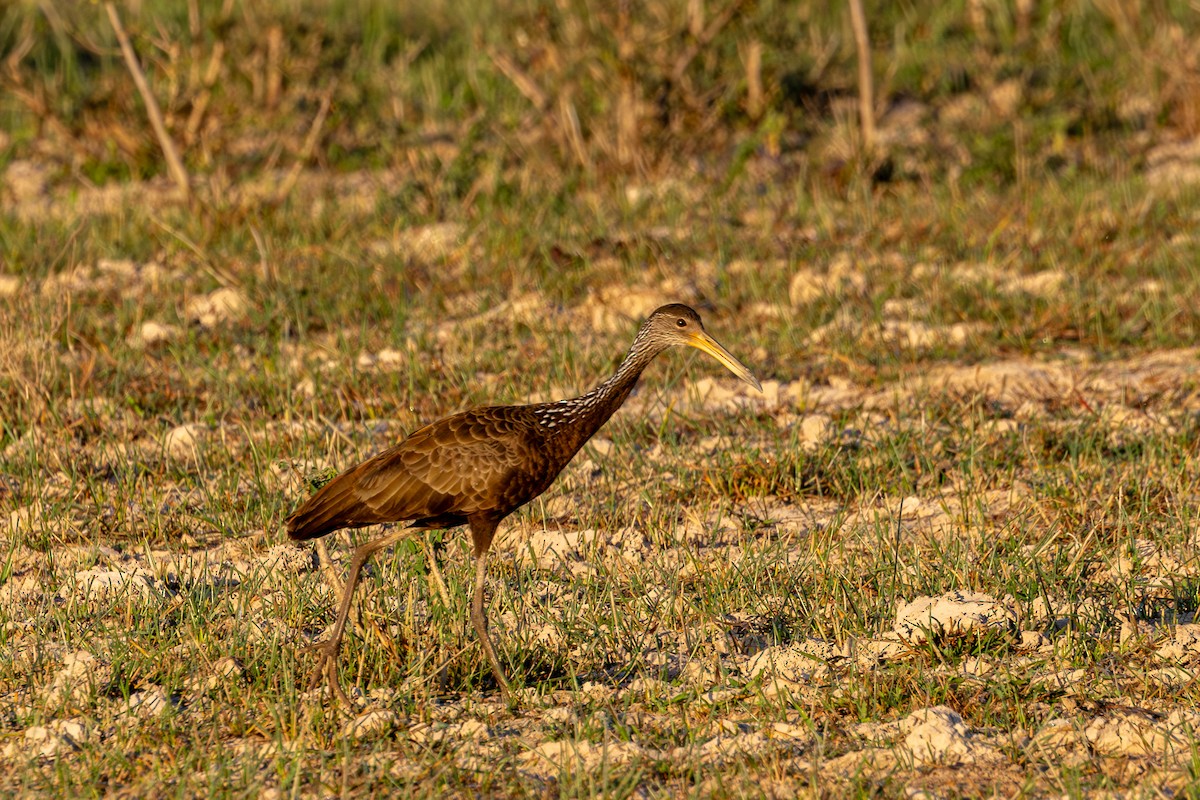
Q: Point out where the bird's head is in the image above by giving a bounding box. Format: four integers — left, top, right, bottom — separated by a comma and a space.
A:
641, 303, 762, 392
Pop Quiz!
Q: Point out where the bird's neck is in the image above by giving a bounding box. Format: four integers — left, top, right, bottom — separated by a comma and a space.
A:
552, 340, 661, 452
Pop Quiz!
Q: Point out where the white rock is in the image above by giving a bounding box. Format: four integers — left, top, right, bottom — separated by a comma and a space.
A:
357, 347, 407, 372
522, 528, 600, 569
48, 651, 113, 705
125, 685, 173, 717
901, 706, 996, 766
164, 423, 207, 459
747, 639, 835, 682
258, 543, 316, 576
798, 414, 834, 451
540, 706, 573, 726
392, 223, 465, 261
1148, 666, 1195, 688
185, 656, 246, 693
520, 737, 650, 777
185, 287, 248, 328
1083, 710, 1189, 758
214, 656, 243, 679
853, 634, 910, 665
7, 501, 43, 532
67, 568, 157, 602
1003, 270, 1066, 297
409, 718, 489, 747
894, 592, 1016, 643
375, 347, 404, 367
788, 271, 827, 306
97, 258, 138, 279
1032, 668, 1089, 692
23, 719, 90, 758
1032, 719, 1079, 751
138, 321, 181, 346
1019, 630, 1050, 650
343, 709, 398, 741
587, 438, 614, 458
1155, 624, 1200, 663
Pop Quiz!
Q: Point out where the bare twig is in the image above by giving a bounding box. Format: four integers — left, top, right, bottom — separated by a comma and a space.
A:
275, 83, 336, 204
185, 41, 225, 143
615, 2, 638, 167
250, 226, 276, 284
488, 49, 549, 111
687, 0, 705, 37
847, 0, 876, 153
149, 214, 240, 287
5, 82, 82, 152
744, 39, 763, 120
104, 2, 190, 200
672, 0, 747, 81
558, 93, 592, 172
266, 25, 283, 110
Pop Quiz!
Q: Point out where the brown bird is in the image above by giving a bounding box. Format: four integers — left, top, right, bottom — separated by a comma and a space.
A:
286, 303, 761, 704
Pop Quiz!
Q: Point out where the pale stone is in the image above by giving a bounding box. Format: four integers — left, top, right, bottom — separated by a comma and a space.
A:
138, 321, 181, 346
48, 651, 113, 705
7, 501, 43, 532
23, 719, 90, 758
901, 706, 997, 766
97, 258, 138, 278
1155, 624, 1200, 663
125, 685, 173, 717
68, 567, 157, 602
164, 423, 207, 459
746, 639, 836, 683
798, 414, 834, 451
522, 528, 601, 569
987, 79, 1023, 117
259, 543, 316, 575
895, 592, 1016, 643
185, 287, 248, 327
343, 709, 398, 741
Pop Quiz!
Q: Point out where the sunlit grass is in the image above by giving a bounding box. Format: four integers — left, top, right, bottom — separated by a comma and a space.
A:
3, 0, 1200, 796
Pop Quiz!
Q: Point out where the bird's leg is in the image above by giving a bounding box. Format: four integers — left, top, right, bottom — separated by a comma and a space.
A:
306, 527, 415, 706
470, 550, 511, 703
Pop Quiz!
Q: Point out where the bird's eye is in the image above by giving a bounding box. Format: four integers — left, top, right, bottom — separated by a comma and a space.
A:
676, 318, 687, 328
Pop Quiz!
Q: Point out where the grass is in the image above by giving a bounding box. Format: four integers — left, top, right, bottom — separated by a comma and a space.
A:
4, 0, 1200, 796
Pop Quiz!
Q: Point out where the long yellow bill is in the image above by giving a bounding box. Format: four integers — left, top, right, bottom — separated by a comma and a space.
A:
687, 331, 763, 392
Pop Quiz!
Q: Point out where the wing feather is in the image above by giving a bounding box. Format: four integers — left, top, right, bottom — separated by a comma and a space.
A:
352, 408, 531, 519
286, 406, 545, 540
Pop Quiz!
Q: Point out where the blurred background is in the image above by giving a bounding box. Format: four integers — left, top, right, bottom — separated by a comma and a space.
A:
6, 7, 1200, 796
3, 0, 1196, 207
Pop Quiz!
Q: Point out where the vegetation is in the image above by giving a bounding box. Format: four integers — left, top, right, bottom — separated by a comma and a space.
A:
3, 0, 1200, 796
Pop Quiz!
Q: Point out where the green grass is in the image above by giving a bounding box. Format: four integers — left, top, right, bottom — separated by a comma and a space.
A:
4, 0, 1200, 796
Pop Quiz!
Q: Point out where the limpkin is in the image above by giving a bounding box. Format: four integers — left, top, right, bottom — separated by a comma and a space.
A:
286, 303, 761, 703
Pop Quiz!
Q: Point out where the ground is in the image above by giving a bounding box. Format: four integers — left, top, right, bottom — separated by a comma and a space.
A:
3, 2, 1200, 798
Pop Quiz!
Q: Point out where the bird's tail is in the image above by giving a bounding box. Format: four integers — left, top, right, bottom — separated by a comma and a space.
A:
286, 472, 362, 541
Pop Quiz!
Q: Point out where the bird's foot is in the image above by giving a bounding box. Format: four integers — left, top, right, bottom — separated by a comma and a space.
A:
301, 639, 353, 709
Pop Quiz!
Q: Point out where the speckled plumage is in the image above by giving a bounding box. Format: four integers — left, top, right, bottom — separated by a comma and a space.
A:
286, 303, 760, 705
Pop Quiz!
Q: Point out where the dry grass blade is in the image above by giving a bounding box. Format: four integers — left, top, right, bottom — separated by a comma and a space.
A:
103, 2, 190, 201
4, 2, 1200, 796
671, 0, 748, 81
274, 82, 336, 204
847, 0, 876, 153
488, 49, 549, 112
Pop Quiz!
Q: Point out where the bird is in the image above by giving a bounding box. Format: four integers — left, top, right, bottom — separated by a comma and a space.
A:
286, 303, 762, 705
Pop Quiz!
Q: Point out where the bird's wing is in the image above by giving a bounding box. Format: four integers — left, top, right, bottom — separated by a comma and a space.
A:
351, 408, 533, 520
